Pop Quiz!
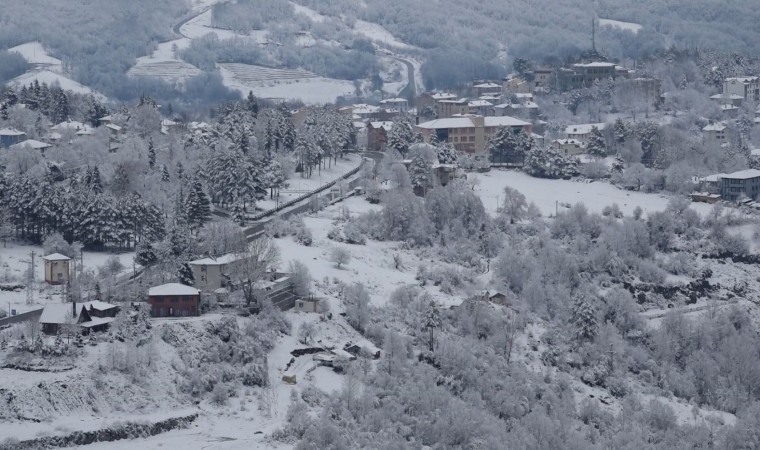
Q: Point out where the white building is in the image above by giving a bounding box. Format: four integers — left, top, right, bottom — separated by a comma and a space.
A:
563, 123, 607, 144
702, 122, 729, 147
723, 77, 760, 102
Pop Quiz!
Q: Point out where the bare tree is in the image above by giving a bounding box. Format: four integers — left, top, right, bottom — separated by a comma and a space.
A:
230, 238, 280, 307
330, 246, 351, 269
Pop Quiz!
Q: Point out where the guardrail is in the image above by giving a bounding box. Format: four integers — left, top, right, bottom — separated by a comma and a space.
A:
248, 158, 366, 222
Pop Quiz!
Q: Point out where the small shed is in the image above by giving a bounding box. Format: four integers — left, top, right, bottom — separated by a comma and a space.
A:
42, 253, 71, 285
148, 283, 201, 317
295, 297, 321, 313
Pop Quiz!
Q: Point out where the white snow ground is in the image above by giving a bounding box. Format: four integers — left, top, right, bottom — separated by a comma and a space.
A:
472, 169, 714, 218
598, 18, 643, 34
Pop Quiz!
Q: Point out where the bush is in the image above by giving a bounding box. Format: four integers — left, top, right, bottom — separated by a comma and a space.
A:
343, 221, 366, 245
327, 227, 343, 242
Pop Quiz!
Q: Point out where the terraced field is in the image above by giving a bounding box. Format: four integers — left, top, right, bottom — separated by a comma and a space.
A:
128, 61, 202, 80
218, 63, 317, 83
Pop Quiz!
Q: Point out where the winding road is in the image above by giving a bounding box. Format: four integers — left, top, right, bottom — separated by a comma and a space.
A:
392, 57, 417, 101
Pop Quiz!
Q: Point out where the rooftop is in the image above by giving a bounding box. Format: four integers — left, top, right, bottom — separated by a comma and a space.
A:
722, 169, 760, 180
369, 121, 394, 131
148, 283, 200, 297
10, 139, 52, 150
189, 253, 245, 266
42, 253, 71, 261
417, 115, 530, 130
564, 123, 607, 135
0, 128, 26, 136
703, 123, 727, 132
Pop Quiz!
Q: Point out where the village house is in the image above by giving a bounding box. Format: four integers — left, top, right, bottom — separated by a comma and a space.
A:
723, 77, 760, 102
563, 123, 607, 144
10, 139, 52, 152
51, 120, 94, 137
416, 115, 532, 154
467, 99, 494, 116
295, 296, 321, 313
39, 300, 119, 335
42, 253, 71, 285
702, 122, 729, 148
415, 92, 457, 117
493, 101, 539, 119
0, 128, 26, 148
502, 75, 531, 94
473, 82, 503, 97
379, 97, 410, 114
147, 283, 201, 317
552, 139, 585, 155
367, 121, 393, 151
437, 98, 469, 119
188, 253, 248, 291
531, 68, 554, 92
718, 169, 760, 202
710, 93, 744, 107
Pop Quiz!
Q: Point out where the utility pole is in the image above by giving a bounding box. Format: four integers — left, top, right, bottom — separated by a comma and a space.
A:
591, 17, 596, 53
26, 251, 36, 305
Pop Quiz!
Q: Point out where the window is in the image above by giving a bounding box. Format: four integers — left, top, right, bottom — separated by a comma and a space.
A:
171, 297, 179, 303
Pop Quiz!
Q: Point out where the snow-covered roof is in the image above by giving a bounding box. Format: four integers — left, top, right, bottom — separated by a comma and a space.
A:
703, 123, 727, 132
380, 98, 407, 104
473, 82, 501, 89
98, 115, 113, 122
725, 77, 759, 84
564, 123, 607, 135
722, 169, 760, 180
80, 317, 115, 328
351, 104, 381, 114
478, 95, 501, 101
514, 93, 534, 99
39, 303, 78, 324
47, 132, 63, 141
85, 300, 118, 311
417, 115, 530, 130
468, 100, 493, 107
0, 128, 25, 136
10, 139, 52, 150
437, 98, 468, 104
710, 94, 744, 100
430, 92, 458, 100
189, 253, 245, 266
51, 120, 91, 132
369, 121, 394, 131
106, 124, 122, 131
149, 283, 200, 297
574, 62, 616, 68
42, 253, 71, 261
504, 101, 538, 109
161, 119, 179, 127
554, 139, 584, 146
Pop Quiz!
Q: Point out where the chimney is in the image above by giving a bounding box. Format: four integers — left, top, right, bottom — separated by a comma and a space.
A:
72, 300, 77, 318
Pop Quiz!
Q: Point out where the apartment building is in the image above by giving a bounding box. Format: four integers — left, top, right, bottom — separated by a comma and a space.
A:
416, 115, 532, 154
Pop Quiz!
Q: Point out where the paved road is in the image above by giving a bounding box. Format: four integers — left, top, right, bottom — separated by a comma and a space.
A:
393, 57, 417, 101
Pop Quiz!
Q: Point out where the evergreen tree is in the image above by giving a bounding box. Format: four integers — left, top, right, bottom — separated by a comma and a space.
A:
135, 242, 158, 267
232, 202, 246, 226
487, 128, 520, 163
408, 153, 433, 195
247, 91, 259, 117
386, 120, 414, 156
613, 118, 628, 144
0, 102, 8, 121
185, 181, 212, 231
90, 167, 102, 194
436, 142, 458, 164
429, 132, 440, 147
572, 294, 598, 342
611, 156, 625, 173
161, 165, 170, 182
586, 126, 607, 157
148, 139, 156, 169
178, 263, 194, 286
176, 162, 184, 179
238, 133, 250, 155
422, 300, 441, 351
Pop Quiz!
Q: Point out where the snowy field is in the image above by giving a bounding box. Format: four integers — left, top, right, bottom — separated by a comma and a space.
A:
472, 169, 714, 218
7, 42, 63, 71
0, 242, 135, 315
218, 64, 356, 104
353, 20, 415, 50
9, 70, 102, 98
598, 18, 643, 34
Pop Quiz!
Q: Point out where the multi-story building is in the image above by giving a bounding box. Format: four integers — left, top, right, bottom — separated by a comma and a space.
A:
416, 115, 532, 154
557, 62, 630, 91
436, 98, 469, 119
379, 97, 410, 114
718, 169, 760, 202
702, 122, 729, 148
723, 77, 760, 102
473, 82, 503, 97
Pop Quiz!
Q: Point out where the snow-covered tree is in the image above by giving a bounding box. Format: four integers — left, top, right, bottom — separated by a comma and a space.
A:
586, 126, 607, 157
572, 294, 598, 342
422, 300, 441, 351
408, 153, 433, 195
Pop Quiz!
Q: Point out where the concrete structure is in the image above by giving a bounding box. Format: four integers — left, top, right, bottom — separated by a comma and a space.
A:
710, 93, 744, 107
473, 82, 502, 97
552, 139, 585, 155
43, 253, 71, 285
295, 297, 321, 313
437, 98, 469, 119
503, 76, 531, 94
148, 283, 201, 317
0, 128, 26, 148
415, 92, 457, 116
467, 99, 493, 116
557, 62, 629, 91
379, 97, 409, 114
188, 253, 249, 291
723, 77, 760, 102
416, 115, 532, 154
367, 121, 393, 151
718, 169, 760, 202
702, 122, 729, 147
531, 68, 554, 92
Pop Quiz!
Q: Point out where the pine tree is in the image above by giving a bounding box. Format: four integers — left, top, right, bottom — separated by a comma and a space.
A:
148, 139, 156, 169
232, 202, 246, 226
572, 294, 598, 342
238, 133, 250, 155
613, 118, 628, 144
90, 167, 102, 194
161, 165, 170, 182
422, 300, 441, 351
386, 120, 413, 156
185, 181, 212, 231
429, 132, 440, 147
611, 156, 625, 173
408, 153, 433, 195
247, 91, 259, 117
0, 102, 8, 121
586, 126, 607, 157
176, 162, 184, 179
178, 263, 194, 286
